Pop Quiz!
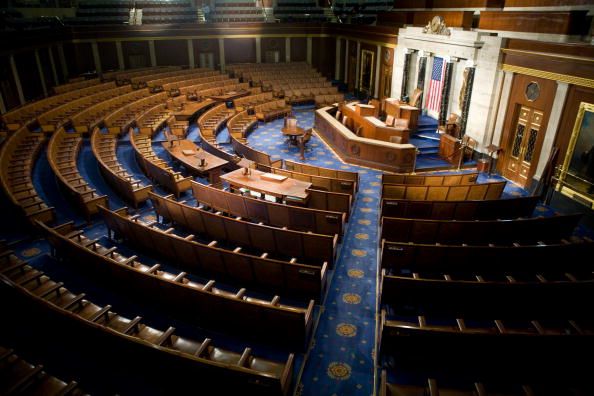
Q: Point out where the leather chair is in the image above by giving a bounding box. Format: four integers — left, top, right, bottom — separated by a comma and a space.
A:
439, 113, 461, 138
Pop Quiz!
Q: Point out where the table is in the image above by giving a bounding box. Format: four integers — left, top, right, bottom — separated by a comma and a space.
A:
172, 100, 215, 121
162, 139, 228, 184
207, 90, 250, 102
221, 168, 312, 200
281, 126, 305, 145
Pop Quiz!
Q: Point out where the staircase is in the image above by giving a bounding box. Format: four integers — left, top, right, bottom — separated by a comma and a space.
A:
196, 8, 206, 23
323, 7, 337, 23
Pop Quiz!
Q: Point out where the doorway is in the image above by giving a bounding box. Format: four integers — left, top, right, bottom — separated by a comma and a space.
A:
503, 105, 544, 186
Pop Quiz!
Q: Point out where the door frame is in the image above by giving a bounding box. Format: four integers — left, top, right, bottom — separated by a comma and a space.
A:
497, 74, 557, 187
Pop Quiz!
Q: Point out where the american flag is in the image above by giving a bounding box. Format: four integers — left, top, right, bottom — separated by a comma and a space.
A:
426, 57, 446, 112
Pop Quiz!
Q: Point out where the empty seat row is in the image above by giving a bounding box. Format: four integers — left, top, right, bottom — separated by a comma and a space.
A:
254, 100, 291, 122
99, 205, 328, 300
130, 127, 191, 198
0, 248, 294, 396
381, 180, 506, 201
151, 192, 337, 265
47, 128, 109, 219
40, 220, 314, 349
91, 127, 153, 208
192, 181, 345, 238
0, 127, 55, 224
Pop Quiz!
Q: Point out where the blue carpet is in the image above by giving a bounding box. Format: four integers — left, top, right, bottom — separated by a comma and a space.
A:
4, 107, 593, 395
246, 113, 381, 395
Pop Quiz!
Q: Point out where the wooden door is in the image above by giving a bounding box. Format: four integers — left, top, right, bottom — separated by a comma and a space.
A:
503, 105, 544, 186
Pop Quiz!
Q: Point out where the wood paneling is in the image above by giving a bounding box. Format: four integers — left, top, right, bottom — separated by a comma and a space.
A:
505, 39, 594, 59
225, 38, 256, 64
502, 49, 594, 82
479, 11, 589, 34
315, 107, 417, 173
261, 37, 285, 63
393, 0, 504, 7
122, 41, 150, 69
504, 0, 593, 6
312, 37, 336, 79
98, 41, 118, 72
413, 11, 474, 29
379, 47, 394, 100
554, 85, 594, 171
155, 39, 188, 66
291, 37, 307, 62
193, 39, 220, 68
37, 47, 54, 92
497, 74, 557, 183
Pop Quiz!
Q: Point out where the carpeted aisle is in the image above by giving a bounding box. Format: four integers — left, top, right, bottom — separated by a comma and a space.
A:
245, 108, 382, 395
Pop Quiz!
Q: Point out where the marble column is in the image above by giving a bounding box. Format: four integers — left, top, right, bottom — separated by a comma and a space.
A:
187, 39, 195, 68
416, 55, 427, 109
35, 50, 48, 97
374, 44, 381, 98
491, 71, 514, 146
10, 55, 25, 105
306, 37, 312, 65
218, 38, 226, 72
334, 38, 341, 80
91, 41, 102, 74
459, 66, 475, 137
148, 40, 157, 67
400, 51, 411, 101
48, 47, 59, 85
255, 37, 262, 63
438, 60, 454, 126
116, 41, 125, 70
534, 82, 569, 179
285, 37, 291, 62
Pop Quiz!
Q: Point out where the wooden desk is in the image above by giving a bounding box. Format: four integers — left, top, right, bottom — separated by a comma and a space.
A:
384, 99, 420, 130
163, 139, 228, 184
172, 99, 216, 122
221, 168, 311, 200
282, 126, 305, 145
315, 106, 417, 173
342, 104, 410, 143
208, 90, 250, 102
439, 133, 461, 165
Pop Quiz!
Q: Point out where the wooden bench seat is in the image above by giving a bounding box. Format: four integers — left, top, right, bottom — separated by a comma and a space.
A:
380, 214, 582, 245
254, 100, 292, 122
47, 128, 108, 219
380, 269, 594, 318
380, 194, 540, 220
382, 172, 479, 185
99, 205, 328, 301
380, 237, 594, 273
0, 344, 87, 396
0, 249, 294, 396
130, 128, 191, 198
192, 181, 345, 238
379, 310, 593, 381
150, 192, 337, 266
381, 181, 506, 201
39, 220, 315, 349
91, 127, 153, 207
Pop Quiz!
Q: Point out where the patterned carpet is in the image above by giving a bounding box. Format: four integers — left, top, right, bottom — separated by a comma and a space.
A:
5, 105, 591, 395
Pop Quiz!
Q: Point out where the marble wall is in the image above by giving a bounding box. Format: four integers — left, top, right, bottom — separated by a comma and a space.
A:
392, 27, 505, 152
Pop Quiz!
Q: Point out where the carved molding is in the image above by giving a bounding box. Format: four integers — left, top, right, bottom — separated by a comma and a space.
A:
422, 16, 451, 37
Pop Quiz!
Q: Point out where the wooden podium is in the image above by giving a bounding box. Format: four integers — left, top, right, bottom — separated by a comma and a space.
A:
439, 133, 461, 165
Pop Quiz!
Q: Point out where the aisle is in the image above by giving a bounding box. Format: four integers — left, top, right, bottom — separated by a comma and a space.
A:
246, 110, 382, 396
